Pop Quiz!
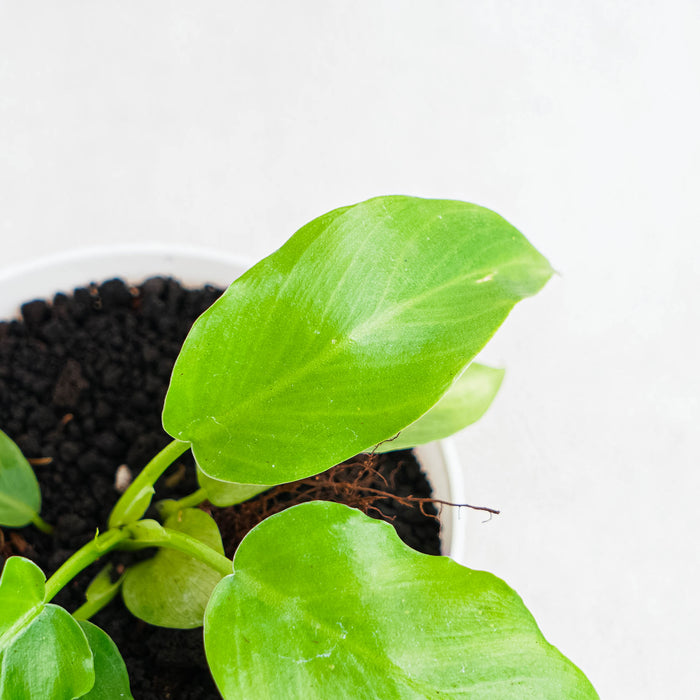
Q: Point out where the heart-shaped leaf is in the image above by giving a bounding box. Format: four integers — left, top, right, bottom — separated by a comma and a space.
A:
205, 502, 598, 699
77, 620, 133, 699
0, 557, 95, 699
374, 362, 505, 451
122, 508, 225, 628
164, 196, 552, 486
0, 429, 42, 528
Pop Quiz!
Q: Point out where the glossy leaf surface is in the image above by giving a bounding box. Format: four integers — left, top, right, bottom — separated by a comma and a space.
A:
205, 502, 598, 699
0, 557, 94, 699
78, 620, 133, 699
374, 362, 504, 451
0, 429, 42, 527
122, 508, 225, 628
164, 196, 552, 485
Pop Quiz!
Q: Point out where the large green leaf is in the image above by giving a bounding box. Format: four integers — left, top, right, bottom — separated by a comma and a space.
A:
374, 362, 504, 451
121, 508, 225, 628
0, 429, 42, 528
164, 196, 552, 485
77, 620, 133, 699
0, 557, 95, 699
204, 502, 597, 699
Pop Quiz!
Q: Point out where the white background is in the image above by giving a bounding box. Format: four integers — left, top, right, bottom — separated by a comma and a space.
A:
1, 2, 698, 697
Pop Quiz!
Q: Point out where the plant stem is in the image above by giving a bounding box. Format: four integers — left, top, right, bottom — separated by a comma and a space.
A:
44, 529, 130, 603
108, 439, 190, 528
126, 521, 232, 577
168, 488, 208, 512
31, 512, 53, 535
72, 596, 112, 622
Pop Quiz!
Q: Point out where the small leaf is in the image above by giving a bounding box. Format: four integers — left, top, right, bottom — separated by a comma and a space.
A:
204, 502, 598, 699
0, 429, 42, 528
108, 484, 155, 529
0, 557, 95, 699
164, 196, 552, 487
77, 621, 133, 699
374, 362, 505, 451
196, 465, 270, 507
73, 564, 124, 621
122, 508, 225, 628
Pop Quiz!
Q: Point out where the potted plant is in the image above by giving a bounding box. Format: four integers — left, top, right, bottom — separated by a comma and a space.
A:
0, 195, 598, 698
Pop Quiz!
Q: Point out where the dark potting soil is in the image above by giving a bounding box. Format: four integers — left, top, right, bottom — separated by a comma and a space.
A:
0, 276, 442, 699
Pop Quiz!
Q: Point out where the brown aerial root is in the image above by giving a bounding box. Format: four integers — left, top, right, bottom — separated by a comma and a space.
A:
205, 453, 499, 558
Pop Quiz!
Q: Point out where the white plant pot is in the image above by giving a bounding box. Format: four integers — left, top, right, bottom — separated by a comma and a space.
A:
0, 245, 467, 560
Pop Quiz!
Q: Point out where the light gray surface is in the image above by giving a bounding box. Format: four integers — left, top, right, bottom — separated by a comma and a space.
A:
1, 3, 698, 697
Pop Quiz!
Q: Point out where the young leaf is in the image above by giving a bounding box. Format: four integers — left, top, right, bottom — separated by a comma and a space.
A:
0, 557, 95, 699
77, 620, 133, 699
121, 508, 225, 628
204, 502, 598, 699
196, 465, 270, 507
73, 564, 124, 621
0, 429, 42, 528
164, 196, 552, 486
374, 362, 505, 451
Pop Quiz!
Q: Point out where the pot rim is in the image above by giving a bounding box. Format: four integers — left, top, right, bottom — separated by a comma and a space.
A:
0, 244, 467, 560
0, 244, 251, 319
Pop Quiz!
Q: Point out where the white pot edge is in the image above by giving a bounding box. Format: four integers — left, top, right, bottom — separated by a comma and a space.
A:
0, 245, 252, 318
0, 245, 466, 560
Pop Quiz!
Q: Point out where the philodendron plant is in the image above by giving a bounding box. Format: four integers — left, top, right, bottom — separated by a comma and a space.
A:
0, 196, 598, 698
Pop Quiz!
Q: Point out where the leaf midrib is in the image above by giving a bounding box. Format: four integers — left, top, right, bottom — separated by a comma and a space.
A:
0, 490, 37, 524
0, 601, 44, 650
180, 291, 514, 445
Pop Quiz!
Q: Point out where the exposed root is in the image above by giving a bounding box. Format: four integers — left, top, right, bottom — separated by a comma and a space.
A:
206, 453, 498, 558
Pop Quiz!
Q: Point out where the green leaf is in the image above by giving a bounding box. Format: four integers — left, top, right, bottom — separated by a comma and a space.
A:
196, 464, 270, 507
81, 565, 123, 609
77, 621, 133, 699
204, 502, 598, 699
374, 362, 505, 452
0, 429, 42, 528
164, 196, 552, 486
0, 556, 45, 641
73, 564, 124, 621
122, 508, 225, 628
108, 483, 155, 529
0, 557, 95, 699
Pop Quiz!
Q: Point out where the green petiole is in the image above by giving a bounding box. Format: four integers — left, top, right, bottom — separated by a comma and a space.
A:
108, 439, 190, 529
47, 521, 231, 606
30, 512, 54, 535
169, 487, 208, 511
72, 579, 123, 621
44, 529, 130, 603
124, 520, 231, 577
157, 488, 208, 519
